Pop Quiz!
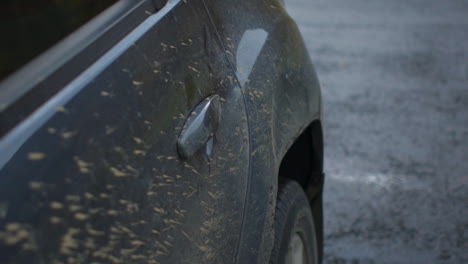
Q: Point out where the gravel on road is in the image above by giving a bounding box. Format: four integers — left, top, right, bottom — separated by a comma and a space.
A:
286, 0, 468, 263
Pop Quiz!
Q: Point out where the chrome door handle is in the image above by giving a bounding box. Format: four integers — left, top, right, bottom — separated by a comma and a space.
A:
177, 95, 221, 160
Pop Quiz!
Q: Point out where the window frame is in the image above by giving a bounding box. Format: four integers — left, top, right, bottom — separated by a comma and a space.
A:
0, 0, 157, 136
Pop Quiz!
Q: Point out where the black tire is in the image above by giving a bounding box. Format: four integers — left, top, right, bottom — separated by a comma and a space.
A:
270, 179, 319, 264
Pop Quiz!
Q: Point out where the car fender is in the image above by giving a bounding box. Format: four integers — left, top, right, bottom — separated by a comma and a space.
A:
202, 0, 322, 262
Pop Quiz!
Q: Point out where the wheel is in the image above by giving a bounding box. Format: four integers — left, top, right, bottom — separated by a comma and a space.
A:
270, 179, 319, 264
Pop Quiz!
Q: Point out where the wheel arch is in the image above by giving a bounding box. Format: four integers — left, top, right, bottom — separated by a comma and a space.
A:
278, 119, 324, 194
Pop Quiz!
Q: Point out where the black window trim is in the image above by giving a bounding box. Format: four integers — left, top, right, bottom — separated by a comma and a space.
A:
0, 0, 158, 136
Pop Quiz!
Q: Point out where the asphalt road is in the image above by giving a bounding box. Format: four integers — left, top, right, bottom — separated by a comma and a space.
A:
285, 0, 468, 263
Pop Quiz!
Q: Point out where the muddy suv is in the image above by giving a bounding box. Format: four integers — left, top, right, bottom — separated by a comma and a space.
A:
0, 0, 324, 263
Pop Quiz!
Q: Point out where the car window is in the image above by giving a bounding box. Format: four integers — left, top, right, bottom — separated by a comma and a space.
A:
0, 0, 118, 81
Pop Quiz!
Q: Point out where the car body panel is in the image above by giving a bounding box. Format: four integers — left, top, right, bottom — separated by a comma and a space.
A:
202, 0, 321, 262
0, 0, 250, 263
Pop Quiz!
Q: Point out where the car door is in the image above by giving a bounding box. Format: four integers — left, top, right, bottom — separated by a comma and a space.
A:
0, 0, 249, 263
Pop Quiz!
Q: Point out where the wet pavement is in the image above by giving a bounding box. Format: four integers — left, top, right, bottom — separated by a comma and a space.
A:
285, 0, 468, 263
